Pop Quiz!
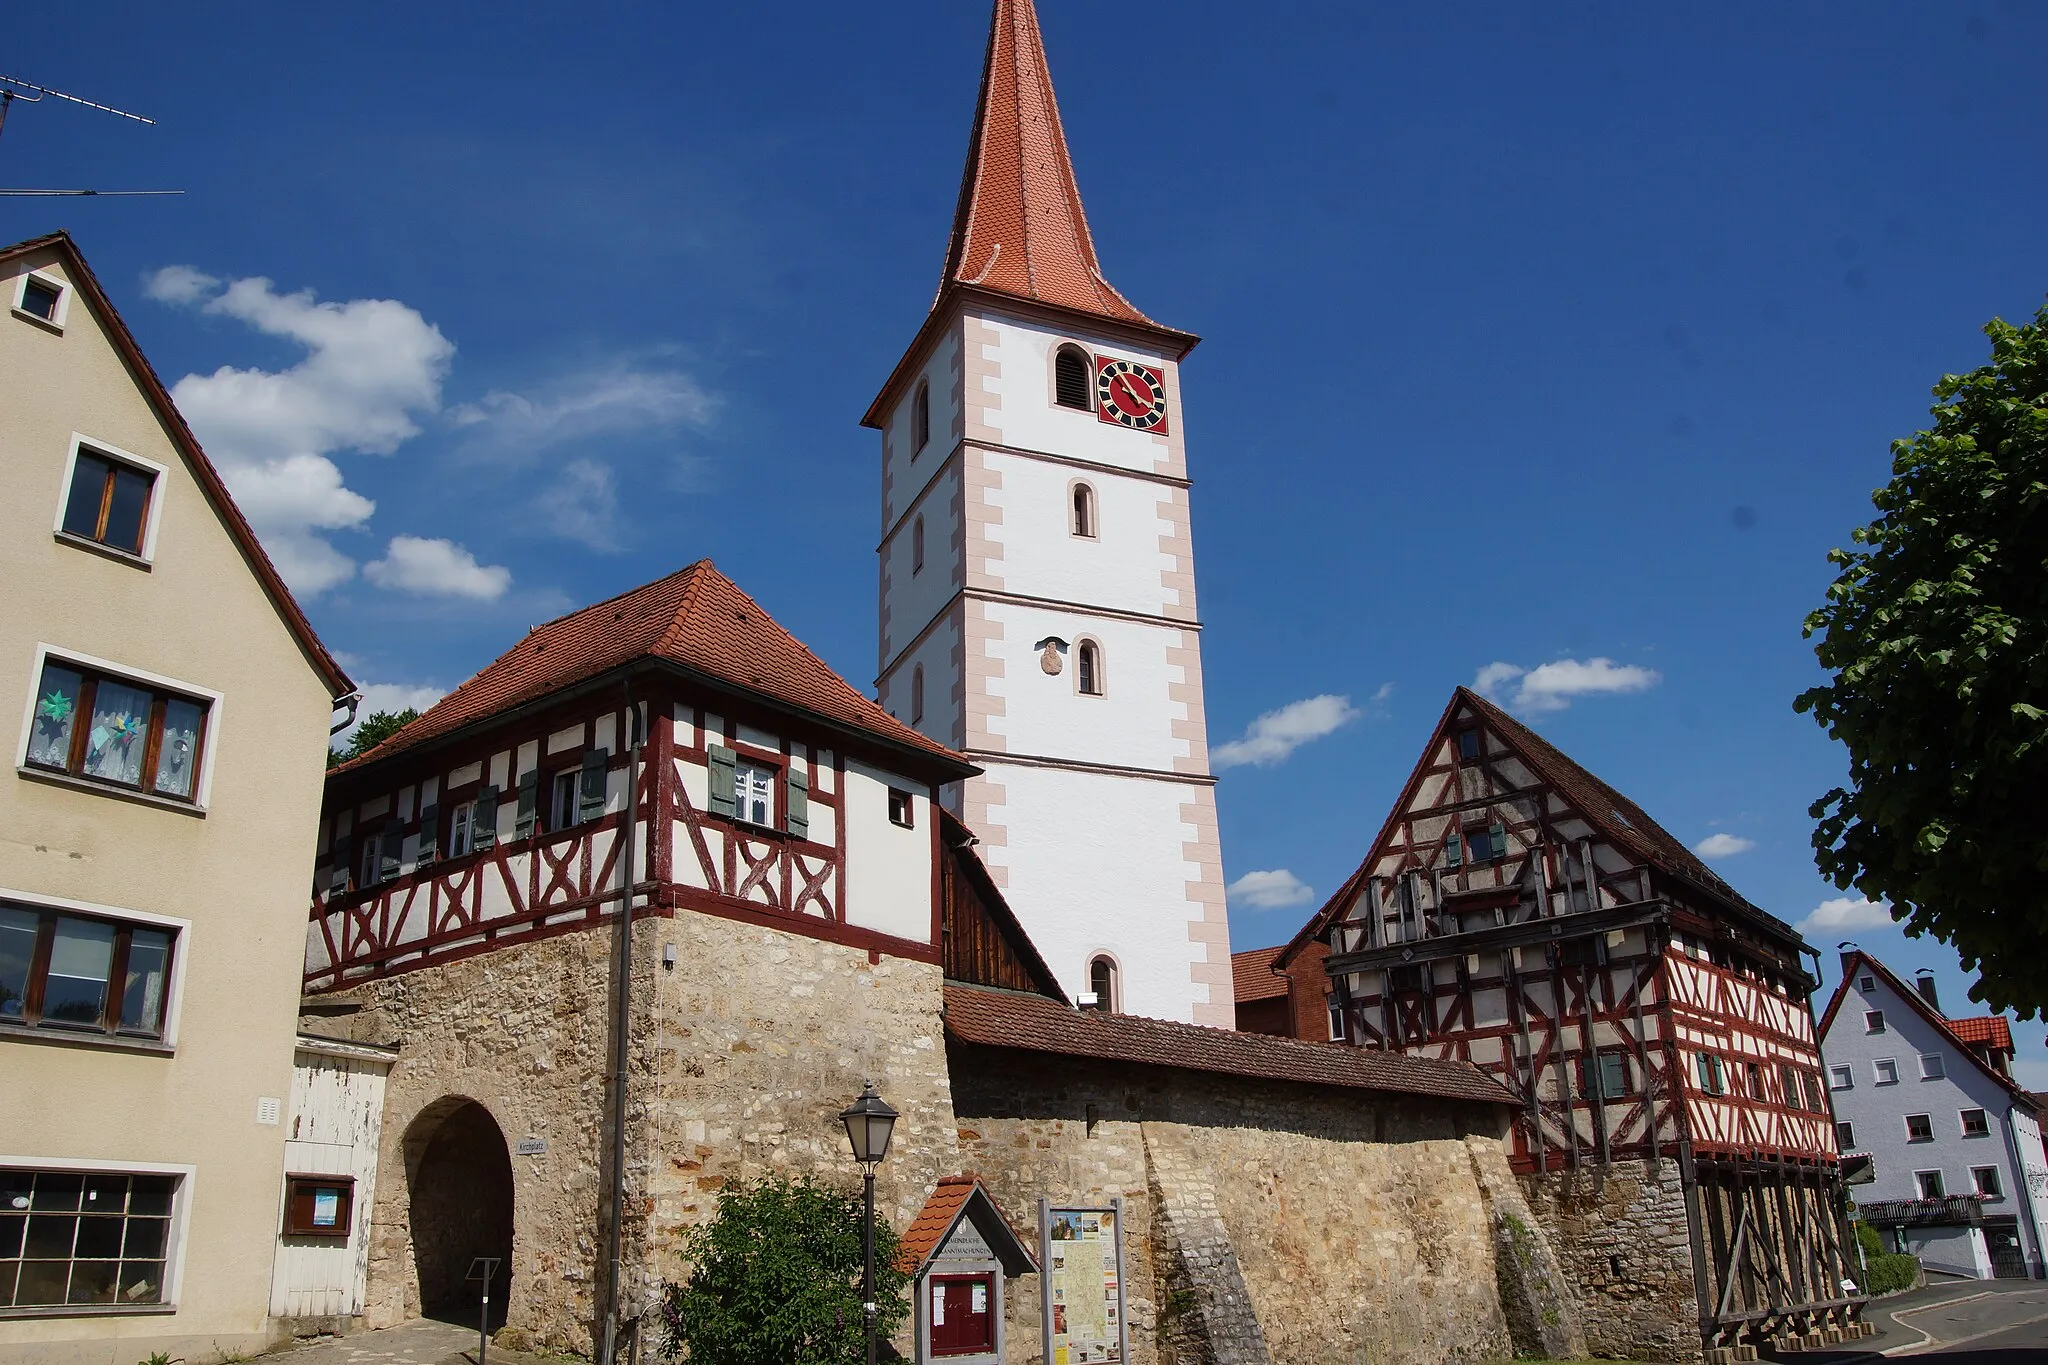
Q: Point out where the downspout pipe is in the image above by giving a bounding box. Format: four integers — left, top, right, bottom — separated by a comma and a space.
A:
600, 682, 642, 1365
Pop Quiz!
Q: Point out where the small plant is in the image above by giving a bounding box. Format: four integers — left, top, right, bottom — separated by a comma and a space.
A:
656, 1173, 910, 1365
138, 1353, 183, 1365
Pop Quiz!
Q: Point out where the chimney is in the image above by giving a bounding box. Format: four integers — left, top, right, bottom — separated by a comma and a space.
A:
1839, 943, 1860, 978
1914, 970, 1941, 1014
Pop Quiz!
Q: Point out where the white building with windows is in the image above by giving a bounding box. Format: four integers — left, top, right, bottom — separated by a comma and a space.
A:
0, 232, 357, 1361
1819, 949, 2048, 1279
863, 0, 1232, 1025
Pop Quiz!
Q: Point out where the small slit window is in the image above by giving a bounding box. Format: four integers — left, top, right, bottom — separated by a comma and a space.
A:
912, 381, 931, 454
61, 450, 156, 557
912, 514, 925, 575
1086, 956, 1117, 1012
1071, 483, 1096, 538
1054, 345, 1091, 409
911, 664, 926, 725
1076, 640, 1102, 696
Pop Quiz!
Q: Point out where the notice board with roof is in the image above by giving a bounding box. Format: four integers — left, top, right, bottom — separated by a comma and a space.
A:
895, 1175, 1036, 1364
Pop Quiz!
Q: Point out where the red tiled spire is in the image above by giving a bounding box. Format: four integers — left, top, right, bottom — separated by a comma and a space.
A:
942, 0, 1156, 327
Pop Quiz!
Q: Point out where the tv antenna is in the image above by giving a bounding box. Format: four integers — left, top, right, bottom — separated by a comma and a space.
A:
0, 73, 182, 198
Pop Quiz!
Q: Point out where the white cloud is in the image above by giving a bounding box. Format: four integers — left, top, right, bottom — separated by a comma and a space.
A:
1800, 897, 1895, 932
541, 458, 622, 550
451, 367, 717, 460
1474, 657, 1662, 715
1213, 694, 1360, 769
150, 269, 454, 594
363, 536, 511, 600
332, 682, 446, 747
1227, 869, 1316, 910
1693, 833, 1756, 859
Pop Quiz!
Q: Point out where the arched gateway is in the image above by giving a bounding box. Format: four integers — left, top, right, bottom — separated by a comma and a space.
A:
404, 1098, 514, 1329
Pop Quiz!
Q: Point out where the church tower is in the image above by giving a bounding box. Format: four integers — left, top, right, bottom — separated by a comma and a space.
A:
863, 0, 1232, 1025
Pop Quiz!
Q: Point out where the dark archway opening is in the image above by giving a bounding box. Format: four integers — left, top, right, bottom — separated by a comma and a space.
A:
407, 1098, 514, 1329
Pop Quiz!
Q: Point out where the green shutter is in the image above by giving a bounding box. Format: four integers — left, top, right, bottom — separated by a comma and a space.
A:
416, 804, 439, 862
1445, 828, 1463, 868
580, 748, 610, 823
1489, 822, 1506, 861
515, 769, 538, 840
785, 765, 809, 839
708, 744, 737, 818
474, 784, 500, 850
380, 817, 405, 882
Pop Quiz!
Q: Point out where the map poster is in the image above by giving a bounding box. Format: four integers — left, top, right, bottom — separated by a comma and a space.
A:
1038, 1199, 1126, 1365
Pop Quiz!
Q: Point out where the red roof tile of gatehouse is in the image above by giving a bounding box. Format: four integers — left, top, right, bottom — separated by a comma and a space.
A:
1947, 1016, 2014, 1051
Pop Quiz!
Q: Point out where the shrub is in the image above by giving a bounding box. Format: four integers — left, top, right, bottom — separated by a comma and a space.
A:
1862, 1252, 1920, 1295
656, 1173, 909, 1365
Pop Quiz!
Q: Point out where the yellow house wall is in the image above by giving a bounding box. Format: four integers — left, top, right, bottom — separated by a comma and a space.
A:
0, 246, 340, 1364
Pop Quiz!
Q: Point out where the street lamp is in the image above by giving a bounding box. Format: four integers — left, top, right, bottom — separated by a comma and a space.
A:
840, 1080, 898, 1365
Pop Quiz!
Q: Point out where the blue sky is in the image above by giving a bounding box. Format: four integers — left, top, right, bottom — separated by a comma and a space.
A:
8, 3, 2043, 1070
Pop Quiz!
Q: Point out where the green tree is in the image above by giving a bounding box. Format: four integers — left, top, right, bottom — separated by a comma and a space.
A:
1796, 301, 2048, 1017
327, 708, 419, 769
656, 1174, 909, 1365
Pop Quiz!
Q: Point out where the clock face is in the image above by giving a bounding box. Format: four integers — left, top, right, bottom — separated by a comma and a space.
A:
1095, 357, 1170, 432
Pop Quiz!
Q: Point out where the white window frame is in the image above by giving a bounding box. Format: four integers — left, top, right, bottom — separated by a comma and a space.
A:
1874, 1058, 1899, 1086
1864, 1009, 1886, 1034
15, 645, 223, 812
1914, 1169, 1945, 1200
1960, 1107, 1991, 1138
1972, 1165, 2003, 1200
549, 769, 579, 832
1858, 974, 1875, 993
1325, 994, 1344, 1042
52, 435, 169, 566
1918, 1053, 1944, 1080
733, 761, 775, 828
0, 886, 192, 1051
1905, 1113, 1934, 1143
447, 799, 477, 858
0, 1154, 196, 1316
1829, 1064, 1854, 1091
1836, 1120, 1856, 1150
11, 268, 72, 332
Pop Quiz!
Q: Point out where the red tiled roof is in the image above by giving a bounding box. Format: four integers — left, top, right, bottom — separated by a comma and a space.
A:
342, 561, 966, 773
943, 984, 1513, 1107
1232, 946, 1289, 1004
1, 232, 351, 699
1946, 1016, 2015, 1051
894, 1175, 978, 1274
942, 0, 1157, 329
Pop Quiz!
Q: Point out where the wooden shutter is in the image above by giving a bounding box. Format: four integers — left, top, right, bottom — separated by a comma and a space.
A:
707, 745, 737, 818
1444, 828, 1463, 868
473, 784, 500, 850
515, 769, 538, 840
416, 804, 439, 862
579, 748, 610, 823
785, 765, 809, 839
1489, 822, 1506, 860
379, 817, 404, 882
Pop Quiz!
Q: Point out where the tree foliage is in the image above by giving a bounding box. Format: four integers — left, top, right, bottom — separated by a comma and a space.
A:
656, 1174, 910, 1365
1796, 301, 2048, 1017
328, 708, 419, 768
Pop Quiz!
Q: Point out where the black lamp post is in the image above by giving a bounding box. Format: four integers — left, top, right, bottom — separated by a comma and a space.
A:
839, 1080, 898, 1365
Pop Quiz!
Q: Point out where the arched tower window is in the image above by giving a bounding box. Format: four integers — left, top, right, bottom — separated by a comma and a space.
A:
911, 664, 926, 724
912, 514, 925, 574
1071, 483, 1096, 539
1076, 639, 1103, 696
1054, 345, 1091, 410
1087, 955, 1118, 1012
912, 380, 931, 453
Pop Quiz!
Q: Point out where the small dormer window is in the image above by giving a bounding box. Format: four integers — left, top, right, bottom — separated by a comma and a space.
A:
1054, 345, 1091, 409
19, 274, 62, 323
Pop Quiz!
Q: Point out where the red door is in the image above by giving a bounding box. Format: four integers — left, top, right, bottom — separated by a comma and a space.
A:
930, 1273, 994, 1356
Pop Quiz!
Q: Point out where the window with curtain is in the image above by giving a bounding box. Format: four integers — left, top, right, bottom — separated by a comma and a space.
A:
60, 451, 156, 557
0, 904, 175, 1039
733, 761, 776, 827
25, 659, 208, 801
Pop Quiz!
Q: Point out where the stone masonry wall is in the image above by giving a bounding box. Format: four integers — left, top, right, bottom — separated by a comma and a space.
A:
951, 1043, 1578, 1365
1520, 1160, 1704, 1364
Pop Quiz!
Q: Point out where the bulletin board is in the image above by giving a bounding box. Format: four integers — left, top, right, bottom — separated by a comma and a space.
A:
1037, 1198, 1127, 1364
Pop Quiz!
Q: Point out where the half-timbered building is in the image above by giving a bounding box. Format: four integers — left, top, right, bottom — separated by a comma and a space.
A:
1275, 687, 1863, 1362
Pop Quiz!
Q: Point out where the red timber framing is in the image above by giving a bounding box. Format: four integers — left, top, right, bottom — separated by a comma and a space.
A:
306, 666, 969, 989
1276, 687, 1862, 1355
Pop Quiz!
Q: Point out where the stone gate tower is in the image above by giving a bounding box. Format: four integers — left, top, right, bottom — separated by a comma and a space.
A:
863, 0, 1232, 1024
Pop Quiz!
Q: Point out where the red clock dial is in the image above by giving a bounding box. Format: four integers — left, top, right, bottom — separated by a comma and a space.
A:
1094, 356, 1169, 432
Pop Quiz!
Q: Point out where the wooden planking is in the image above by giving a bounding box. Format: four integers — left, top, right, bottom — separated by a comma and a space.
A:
271, 1050, 388, 1319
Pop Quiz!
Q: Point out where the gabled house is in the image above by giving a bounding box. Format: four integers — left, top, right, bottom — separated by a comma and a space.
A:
1274, 687, 1856, 1363
1818, 950, 2048, 1279
1, 232, 354, 1362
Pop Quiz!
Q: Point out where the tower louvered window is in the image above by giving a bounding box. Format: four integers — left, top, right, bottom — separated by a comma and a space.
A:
1055, 346, 1091, 409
